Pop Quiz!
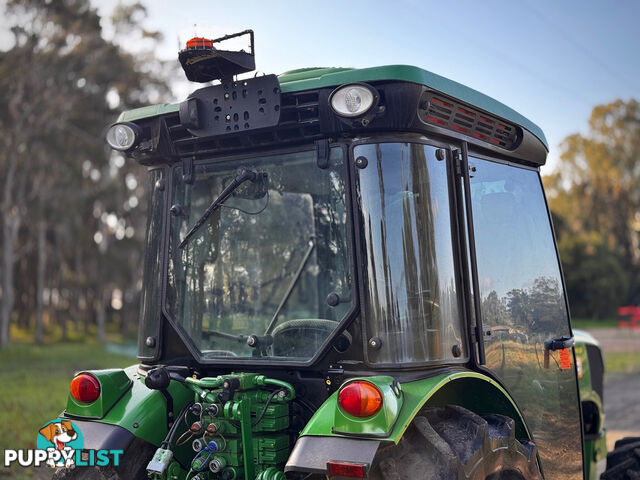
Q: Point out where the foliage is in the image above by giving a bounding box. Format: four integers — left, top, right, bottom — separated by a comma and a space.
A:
0, 0, 171, 348
545, 99, 640, 319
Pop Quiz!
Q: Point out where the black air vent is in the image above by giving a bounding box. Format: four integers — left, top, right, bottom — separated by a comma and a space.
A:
419, 93, 518, 149
165, 90, 321, 158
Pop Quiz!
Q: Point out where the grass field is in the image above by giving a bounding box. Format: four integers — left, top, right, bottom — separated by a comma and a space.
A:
571, 318, 619, 329
0, 332, 637, 478
0, 343, 134, 479
604, 351, 640, 374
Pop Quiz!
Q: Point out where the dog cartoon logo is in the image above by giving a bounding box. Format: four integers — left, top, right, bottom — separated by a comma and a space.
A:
39, 420, 77, 451
37, 420, 84, 468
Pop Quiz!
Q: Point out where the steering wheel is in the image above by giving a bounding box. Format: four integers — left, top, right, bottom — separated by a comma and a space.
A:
272, 319, 346, 357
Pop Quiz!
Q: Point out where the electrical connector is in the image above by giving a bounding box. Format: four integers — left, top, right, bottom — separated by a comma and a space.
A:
146, 448, 173, 476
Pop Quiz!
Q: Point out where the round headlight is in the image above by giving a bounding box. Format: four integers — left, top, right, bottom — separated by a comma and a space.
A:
106, 122, 140, 151
330, 84, 377, 117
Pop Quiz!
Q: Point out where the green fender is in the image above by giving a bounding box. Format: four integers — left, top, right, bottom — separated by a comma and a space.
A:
300, 370, 532, 444
64, 365, 192, 446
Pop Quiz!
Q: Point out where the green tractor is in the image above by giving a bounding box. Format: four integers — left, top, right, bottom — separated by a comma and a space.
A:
54, 30, 637, 480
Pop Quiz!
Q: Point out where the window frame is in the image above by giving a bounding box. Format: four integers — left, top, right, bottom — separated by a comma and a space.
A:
349, 136, 470, 369
158, 142, 361, 367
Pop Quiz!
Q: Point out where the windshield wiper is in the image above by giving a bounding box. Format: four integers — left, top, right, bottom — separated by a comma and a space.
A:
179, 168, 258, 249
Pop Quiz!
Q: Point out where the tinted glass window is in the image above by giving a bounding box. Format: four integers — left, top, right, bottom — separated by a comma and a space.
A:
470, 157, 582, 480
356, 143, 463, 364
166, 148, 352, 361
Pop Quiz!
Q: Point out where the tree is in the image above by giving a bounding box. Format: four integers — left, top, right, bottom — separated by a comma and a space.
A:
0, 0, 170, 347
544, 99, 640, 318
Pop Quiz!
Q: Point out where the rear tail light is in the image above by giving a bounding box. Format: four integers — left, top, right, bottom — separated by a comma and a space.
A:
337, 380, 383, 418
70, 373, 101, 403
327, 461, 367, 478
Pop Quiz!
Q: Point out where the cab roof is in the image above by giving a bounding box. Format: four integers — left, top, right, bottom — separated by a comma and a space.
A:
118, 64, 547, 150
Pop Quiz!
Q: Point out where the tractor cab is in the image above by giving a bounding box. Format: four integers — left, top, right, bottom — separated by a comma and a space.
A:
64, 30, 599, 480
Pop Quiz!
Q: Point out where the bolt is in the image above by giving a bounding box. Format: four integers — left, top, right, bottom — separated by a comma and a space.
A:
452, 344, 462, 358
436, 149, 446, 161
355, 156, 368, 169
224, 93, 230, 100
326, 292, 340, 307
368, 337, 382, 350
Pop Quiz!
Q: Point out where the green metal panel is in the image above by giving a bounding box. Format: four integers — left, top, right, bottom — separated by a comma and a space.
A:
115, 65, 547, 149
66, 365, 192, 446
64, 368, 132, 419
117, 103, 178, 122
574, 331, 607, 480
300, 371, 530, 444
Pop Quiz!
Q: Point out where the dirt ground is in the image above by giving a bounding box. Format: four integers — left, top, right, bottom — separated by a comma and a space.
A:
586, 328, 640, 450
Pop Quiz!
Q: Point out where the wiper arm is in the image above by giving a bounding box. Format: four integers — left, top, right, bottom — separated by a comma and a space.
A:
265, 238, 315, 335
179, 168, 257, 249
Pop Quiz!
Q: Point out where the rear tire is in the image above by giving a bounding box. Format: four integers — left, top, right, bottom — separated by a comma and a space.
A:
369, 405, 542, 480
600, 437, 640, 480
51, 437, 155, 480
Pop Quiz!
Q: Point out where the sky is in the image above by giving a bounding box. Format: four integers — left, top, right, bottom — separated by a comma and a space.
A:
4, 1, 640, 173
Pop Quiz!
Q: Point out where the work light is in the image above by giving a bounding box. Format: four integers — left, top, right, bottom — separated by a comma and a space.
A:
106, 122, 140, 151
330, 83, 378, 118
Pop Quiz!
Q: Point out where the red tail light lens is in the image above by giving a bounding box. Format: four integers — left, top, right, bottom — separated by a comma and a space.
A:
70, 373, 101, 403
327, 461, 367, 478
337, 381, 383, 418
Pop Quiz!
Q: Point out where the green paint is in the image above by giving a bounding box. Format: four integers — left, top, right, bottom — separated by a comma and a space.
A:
238, 400, 255, 480
64, 368, 132, 419
301, 370, 530, 444
574, 331, 607, 480
85, 366, 193, 446
116, 103, 178, 122
116, 65, 547, 149
255, 466, 286, 480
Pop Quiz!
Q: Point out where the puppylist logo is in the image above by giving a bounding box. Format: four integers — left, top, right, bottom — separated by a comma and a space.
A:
3, 419, 123, 468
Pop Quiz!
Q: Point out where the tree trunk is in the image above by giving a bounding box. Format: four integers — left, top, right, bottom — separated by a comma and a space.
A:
1, 219, 16, 348
0, 151, 21, 349
73, 247, 82, 333
97, 289, 107, 343
35, 219, 46, 344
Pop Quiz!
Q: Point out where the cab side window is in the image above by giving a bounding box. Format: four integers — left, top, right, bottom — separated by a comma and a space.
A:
469, 157, 583, 480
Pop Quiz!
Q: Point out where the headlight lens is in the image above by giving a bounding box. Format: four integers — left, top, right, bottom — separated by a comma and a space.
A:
106, 122, 139, 151
330, 84, 376, 117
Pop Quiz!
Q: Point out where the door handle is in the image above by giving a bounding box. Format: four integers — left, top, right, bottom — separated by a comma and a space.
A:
543, 336, 574, 369
544, 336, 575, 351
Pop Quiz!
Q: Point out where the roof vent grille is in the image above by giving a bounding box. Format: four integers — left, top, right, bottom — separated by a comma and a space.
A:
420, 93, 518, 149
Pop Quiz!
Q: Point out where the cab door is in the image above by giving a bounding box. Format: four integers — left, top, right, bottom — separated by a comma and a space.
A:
465, 154, 583, 480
